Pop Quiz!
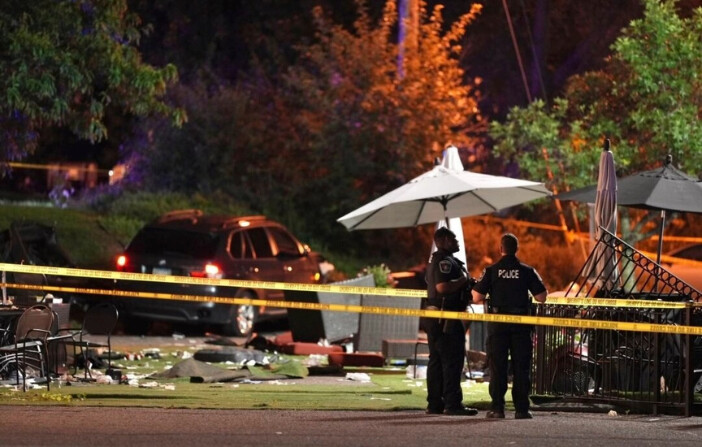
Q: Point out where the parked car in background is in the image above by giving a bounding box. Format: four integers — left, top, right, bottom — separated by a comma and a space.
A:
661, 243, 702, 293
110, 209, 328, 336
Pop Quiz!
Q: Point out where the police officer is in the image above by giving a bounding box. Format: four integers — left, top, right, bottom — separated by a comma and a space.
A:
471, 233, 547, 419
424, 227, 478, 416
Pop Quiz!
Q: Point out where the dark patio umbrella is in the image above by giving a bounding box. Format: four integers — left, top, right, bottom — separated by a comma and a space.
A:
556, 154, 702, 264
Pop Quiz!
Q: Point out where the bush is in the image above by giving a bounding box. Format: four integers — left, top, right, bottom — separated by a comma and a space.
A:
359, 263, 394, 288
460, 217, 582, 291
85, 190, 255, 244
98, 214, 144, 248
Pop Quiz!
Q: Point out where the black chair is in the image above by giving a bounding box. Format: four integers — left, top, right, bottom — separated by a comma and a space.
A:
61, 303, 119, 379
0, 304, 55, 391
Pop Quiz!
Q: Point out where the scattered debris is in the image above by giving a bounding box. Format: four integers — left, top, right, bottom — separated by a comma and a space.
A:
193, 347, 270, 365
143, 348, 161, 359
345, 372, 371, 382
329, 352, 385, 367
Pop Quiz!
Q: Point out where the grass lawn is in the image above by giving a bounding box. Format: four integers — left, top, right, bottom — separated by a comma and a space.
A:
0, 202, 496, 412
0, 345, 494, 411
0, 202, 123, 269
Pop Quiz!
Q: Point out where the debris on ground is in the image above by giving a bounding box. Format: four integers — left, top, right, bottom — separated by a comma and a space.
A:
150, 357, 308, 383
345, 372, 372, 382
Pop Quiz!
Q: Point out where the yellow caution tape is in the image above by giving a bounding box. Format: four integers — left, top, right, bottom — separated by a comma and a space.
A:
1, 263, 699, 309
0, 262, 425, 298
542, 296, 691, 309
3, 282, 702, 336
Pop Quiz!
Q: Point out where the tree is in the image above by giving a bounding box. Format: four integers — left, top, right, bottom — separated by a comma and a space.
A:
491, 0, 702, 189
490, 0, 702, 243
134, 0, 486, 262
0, 0, 185, 168
268, 0, 485, 247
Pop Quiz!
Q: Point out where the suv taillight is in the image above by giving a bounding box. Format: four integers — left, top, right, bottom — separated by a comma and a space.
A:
116, 255, 128, 271
190, 263, 222, 279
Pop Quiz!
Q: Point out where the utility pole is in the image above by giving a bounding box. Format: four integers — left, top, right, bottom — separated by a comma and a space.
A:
398, 0, 419, 79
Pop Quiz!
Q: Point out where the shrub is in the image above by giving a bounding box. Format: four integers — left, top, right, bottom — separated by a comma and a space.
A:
86, 190, 254, 244
360, 264, 394, 288
98, 215, 144, 248
461, 217, 582, 292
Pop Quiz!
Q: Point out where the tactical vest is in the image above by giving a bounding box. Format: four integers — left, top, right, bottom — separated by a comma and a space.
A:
426, 249, 465, 310
488, 256, 532, 309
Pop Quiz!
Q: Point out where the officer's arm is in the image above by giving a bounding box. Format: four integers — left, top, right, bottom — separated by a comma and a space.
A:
529, 268, 548, 304
436, 273, 468, 295
532, 290, 547, 304
471, 268, 488, 304
471, 289, 486, 305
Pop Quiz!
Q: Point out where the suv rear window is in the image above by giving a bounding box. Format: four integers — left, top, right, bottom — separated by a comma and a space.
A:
127, 227, 219, 259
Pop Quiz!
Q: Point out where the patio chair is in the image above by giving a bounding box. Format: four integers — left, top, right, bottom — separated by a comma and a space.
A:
0, 304, 55, 391
61, 303, 119, 379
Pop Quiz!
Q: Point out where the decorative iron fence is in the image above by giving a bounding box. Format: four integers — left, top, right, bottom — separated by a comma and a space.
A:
532, 229, 702, 415
532, 303, 701, 415
564, 228, 701, 302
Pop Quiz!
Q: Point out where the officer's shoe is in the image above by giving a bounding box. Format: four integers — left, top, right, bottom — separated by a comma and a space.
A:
443, 406, 479, 416
485, 410, 506, 419
425, 407, 444, 415
514, 411, 533, 419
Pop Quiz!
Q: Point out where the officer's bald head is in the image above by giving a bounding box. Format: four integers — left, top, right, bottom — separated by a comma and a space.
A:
501, 233, 518, 255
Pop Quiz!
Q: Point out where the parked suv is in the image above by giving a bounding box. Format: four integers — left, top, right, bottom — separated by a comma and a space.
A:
113, 209, 326, 336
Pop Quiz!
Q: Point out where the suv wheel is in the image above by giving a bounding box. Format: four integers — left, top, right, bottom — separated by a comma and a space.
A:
221, 292, 258, 337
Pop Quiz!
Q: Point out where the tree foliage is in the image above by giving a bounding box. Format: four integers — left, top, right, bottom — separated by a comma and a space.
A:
266, 1, 485, 241
491, 0, 702, 196
135, 0, 486, 261
0, 0, 185, 167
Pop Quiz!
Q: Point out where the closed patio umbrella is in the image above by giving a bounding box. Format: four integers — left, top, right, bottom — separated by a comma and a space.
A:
584, 140, 619, 289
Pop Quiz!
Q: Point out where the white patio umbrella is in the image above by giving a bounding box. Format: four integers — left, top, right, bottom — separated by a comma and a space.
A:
337, 164, 551, 230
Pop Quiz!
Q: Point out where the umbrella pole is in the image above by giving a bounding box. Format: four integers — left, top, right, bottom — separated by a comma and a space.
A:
652, 210, 666, 293
442, 199, 449, 227
656, 210, 665, 265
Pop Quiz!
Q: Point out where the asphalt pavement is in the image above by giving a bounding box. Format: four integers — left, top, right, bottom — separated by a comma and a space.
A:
3, 334, 700, 446
1, 407, 702, 446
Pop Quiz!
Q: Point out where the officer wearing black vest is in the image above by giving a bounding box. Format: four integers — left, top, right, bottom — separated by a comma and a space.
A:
424, 227, 478, 416
471, 233, 547, 419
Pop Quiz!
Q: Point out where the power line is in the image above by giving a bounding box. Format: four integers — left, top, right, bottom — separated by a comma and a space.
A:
501, 0, 532, 103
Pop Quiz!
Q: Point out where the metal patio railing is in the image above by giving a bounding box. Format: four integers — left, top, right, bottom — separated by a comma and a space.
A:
532, 229, 702, 416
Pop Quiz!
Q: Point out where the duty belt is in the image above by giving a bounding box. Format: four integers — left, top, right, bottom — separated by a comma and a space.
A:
490, 306, 530, 315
